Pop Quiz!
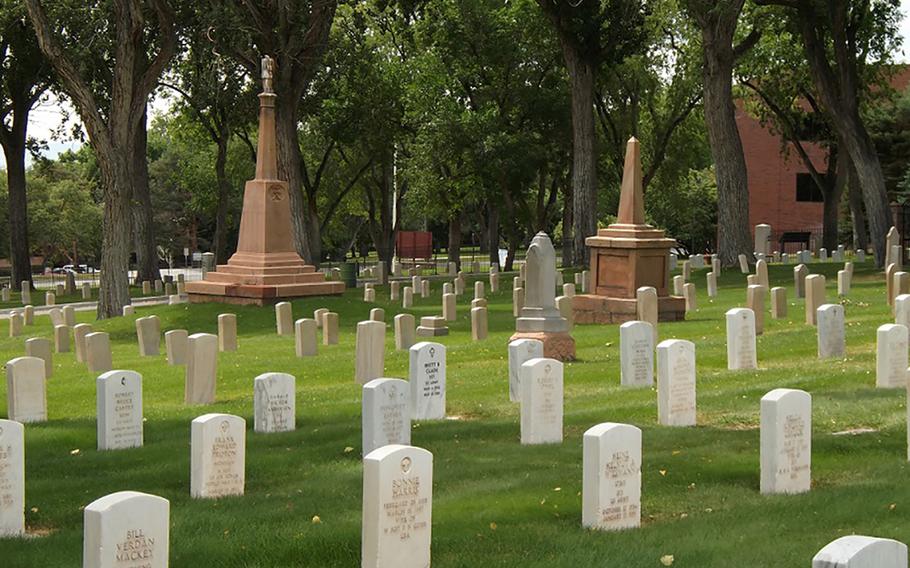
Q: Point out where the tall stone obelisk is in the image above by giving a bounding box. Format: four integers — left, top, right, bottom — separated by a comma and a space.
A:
572, 137, 685, 324
187, 56, 344, 305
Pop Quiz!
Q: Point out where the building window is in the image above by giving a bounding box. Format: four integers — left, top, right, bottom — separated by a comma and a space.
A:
796, 173, 825, 202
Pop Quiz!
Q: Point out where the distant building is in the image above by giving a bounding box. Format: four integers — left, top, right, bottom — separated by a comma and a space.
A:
739, 66, 910, 252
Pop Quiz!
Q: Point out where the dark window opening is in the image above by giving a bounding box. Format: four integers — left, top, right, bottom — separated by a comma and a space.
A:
796, 173, 825, 202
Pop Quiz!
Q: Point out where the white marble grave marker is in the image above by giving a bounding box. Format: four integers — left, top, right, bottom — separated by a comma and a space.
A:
725, 308, 757, 370
96, 370, 143, 450
508, 338, 543, 402
520, 358, 563, 444
817, 304, 845, 359
760, 388, 811, 495
812, 535, 907, 568
190, 413, 246, 498
656, 340, 696, 426
253, 373, 296, 433
83, 491, 169, 568
356, 321, 386, 385
876, 324, 908, 389
582, 422, 641, 531
409, 342, 446, 420
0, 419, 24, 537
620, 321, 653, 388
185, 333, 217, 405
362, 378, 411, 456
361, 444, 433, 568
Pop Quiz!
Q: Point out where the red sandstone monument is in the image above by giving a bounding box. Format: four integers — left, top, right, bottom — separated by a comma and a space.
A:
186, 56, 344, 305
573, 138, 685, 324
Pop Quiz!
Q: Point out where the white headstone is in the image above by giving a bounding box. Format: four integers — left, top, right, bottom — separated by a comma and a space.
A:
817, 304, 845, 359
760, 388, 811, 495
295, 318, 317, 357
74, 323, 92, 363
706, 272, 717, 298
508, 338, 544, 403
876, 324, 908, 389
217, 313, 237, 352
165, 330, 188, 366
190, 413, 245, 498
25, 337, 53, 379
86, 332, 113, 374
356, 321, 386, 385
136, 316, 160, 357
725, 308, 757, 370
656, 340, 696, 426
253, 373, 296, 433
275, 302, 293, 335
6, 356, 47, 424
812, 535, 908, 568
620, 321, 654, 388
96, 370, 143, 450
520, 358, 563, 444
394, 314, 416, 351
636, 286, 659, 343
362, 378, 411, 456
185, 333, 217, 405
409, 342, 446, 420
582, 422, 641, 531
0, 419, 24, 537
361, 444, 433, 568
82, 491, 169, 568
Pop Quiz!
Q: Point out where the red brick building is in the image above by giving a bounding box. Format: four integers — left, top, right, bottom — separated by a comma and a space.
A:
739, 66, 910, 252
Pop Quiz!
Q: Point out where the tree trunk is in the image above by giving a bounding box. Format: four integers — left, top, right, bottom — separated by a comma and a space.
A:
131, 110, 160, 284
821, 183, 842, 252
3, 119, 32, 292
700, 24, 753, 267
97, 153, 133, 318
836, 109, 890, 266
448, 213, 462, 271
487, 202, 500, 266
213, 131, 231, 265
561, 45, 597, 267
505, 240, 518, 272
562, 177, 574, 267
847, 157, 868, 251
770, 3, 891, 265
274, 94, 313, 264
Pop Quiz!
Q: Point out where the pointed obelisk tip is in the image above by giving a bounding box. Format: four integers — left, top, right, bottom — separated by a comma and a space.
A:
616, 137, 645, 225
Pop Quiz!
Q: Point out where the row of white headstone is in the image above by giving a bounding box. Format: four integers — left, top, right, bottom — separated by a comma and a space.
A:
34, 442, 905, 567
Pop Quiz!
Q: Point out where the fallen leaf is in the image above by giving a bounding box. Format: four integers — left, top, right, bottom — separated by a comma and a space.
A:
659, 469, 667, 476
489, 522, 497, 531
660, 555, 675, 566
70, 449, 80, 456
312, 515, 322, 524
343, 447, 354, 453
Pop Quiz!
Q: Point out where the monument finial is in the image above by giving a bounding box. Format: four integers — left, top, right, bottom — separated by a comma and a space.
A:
261, 55, 275, 93
616, 137, 645, 226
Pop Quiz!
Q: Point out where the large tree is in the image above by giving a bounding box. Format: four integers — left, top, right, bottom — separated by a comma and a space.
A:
754, 0, 900, 265
0, 6, 51, 291
26, 0, 176, 317
682, 0, 759, 266
537, 0, 649, 266
207, 0, 338, 265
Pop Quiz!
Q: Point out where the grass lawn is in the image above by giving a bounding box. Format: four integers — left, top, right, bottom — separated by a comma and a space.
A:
1, 259, 909, 567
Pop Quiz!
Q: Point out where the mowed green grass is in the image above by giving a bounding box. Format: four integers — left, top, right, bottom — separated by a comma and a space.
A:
1, 260, 909, 567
